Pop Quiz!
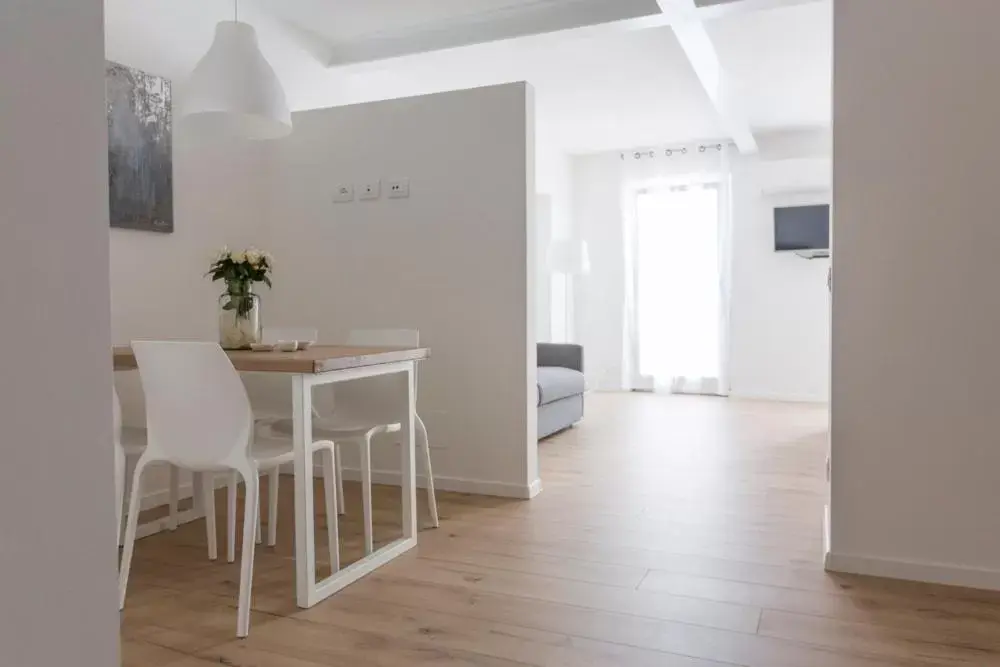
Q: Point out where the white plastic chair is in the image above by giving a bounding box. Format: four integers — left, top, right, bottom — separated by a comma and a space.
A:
224, 327, 322, 561
339, 329, 439, 550
257, 328, 438, 557
113, 385, 179, 545
118, 341, 339, 638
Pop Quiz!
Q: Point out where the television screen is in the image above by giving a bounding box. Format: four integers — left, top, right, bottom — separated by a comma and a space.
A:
774, 204, 830, 251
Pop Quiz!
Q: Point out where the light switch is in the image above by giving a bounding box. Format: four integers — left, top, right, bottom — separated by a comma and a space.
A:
387, 178, 410, 199
359, 180, 381, 200
333, 184, 354, 203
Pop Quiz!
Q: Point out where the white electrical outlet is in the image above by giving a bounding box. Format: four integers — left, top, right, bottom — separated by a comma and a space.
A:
387, 178, 410, 199
333, 184, 354, 203
359, 180, 381, 200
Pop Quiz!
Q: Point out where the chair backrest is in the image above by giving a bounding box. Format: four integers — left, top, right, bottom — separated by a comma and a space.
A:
131, 341, 253, 469
262, 327, 319, 345
327, 329, 421, 418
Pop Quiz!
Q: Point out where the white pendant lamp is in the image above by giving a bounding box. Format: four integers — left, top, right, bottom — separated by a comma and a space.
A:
179, 1, 292, 140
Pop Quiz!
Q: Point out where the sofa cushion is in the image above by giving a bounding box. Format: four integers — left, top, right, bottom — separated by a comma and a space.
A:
537, 366, 585, 406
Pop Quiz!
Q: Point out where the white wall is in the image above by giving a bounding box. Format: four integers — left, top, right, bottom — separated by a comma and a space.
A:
262, 83, 539, 497
729, 155, 831, 403
111, 136, 269, 419
829, 0, 1000, 588
110, 135, 269, 499
572, 153, 627, 389
572, 135, 831, 401
536, 145, 574, 342
0, 1, 120, 664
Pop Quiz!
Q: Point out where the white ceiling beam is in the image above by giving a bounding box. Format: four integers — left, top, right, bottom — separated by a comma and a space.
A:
658, 0, 758, 153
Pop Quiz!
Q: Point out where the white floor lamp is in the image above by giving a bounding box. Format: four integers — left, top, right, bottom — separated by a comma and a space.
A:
548, 239, 590, 343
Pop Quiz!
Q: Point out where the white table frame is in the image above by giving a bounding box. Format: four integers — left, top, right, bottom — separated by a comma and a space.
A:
115, 350, 420, 610
290, 359, 417, 608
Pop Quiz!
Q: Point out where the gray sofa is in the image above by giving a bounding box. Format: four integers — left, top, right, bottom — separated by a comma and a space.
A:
537, 343, 585, 439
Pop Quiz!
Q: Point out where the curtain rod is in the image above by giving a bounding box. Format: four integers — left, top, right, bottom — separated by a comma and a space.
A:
620, 141, 737, 161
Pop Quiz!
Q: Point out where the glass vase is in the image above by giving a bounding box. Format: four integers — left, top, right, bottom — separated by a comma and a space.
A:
219, 289, 261, 350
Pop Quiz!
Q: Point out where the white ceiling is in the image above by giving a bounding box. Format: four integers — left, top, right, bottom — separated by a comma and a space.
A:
104, 0, 831, 155
708, 1, 832, 132
336, 26, 726, 154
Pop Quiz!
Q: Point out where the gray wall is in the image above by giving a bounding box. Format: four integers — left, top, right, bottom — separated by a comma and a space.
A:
0, 0, 119, 664
831, 0, 1000, 587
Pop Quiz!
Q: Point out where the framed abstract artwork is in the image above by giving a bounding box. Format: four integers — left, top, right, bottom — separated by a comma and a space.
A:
106, 61, 173, 233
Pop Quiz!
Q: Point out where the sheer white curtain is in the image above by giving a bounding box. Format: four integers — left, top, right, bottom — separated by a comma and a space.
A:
620, 146, 734, 396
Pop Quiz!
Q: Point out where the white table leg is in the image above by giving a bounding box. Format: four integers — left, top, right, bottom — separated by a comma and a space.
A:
292, 374, 316, 608
290, 361, 419, 608
399, 363, 417, 541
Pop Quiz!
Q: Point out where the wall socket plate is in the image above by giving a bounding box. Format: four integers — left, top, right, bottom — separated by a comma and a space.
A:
387, 178, 410, 199
359, 180, 381, 200
333, 184, 354, 203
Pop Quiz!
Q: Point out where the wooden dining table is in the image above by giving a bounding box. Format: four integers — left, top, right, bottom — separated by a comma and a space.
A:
113, 344, 429, 609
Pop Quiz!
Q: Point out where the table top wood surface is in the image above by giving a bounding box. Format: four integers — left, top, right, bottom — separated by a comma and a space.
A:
113, 344, 429, 374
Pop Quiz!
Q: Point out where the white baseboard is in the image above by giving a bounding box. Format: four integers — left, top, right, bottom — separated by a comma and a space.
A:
139, 476, 229, 511
729, 390, 829, 404
274, 462, 539, 499
340, 466, 539, 499
826, 551, 1000, 591
139, 465, 540, 508
822, 503, 831, 568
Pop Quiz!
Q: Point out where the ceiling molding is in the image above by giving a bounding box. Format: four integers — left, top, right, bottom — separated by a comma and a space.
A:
695, 0, 824, 20
275, 18, 337, 66
322, 0, 662, 67
269, 0, 823, 77
658, 0, 758, 153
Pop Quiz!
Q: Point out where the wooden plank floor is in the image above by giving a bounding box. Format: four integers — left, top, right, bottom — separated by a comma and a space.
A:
121, 393, 1000, 666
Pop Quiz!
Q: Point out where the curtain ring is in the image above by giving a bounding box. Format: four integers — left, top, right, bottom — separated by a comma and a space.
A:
665, 149, 673, 157
699, 145, 706, 153
681, 147, 688, 154
634, 152, 641, 160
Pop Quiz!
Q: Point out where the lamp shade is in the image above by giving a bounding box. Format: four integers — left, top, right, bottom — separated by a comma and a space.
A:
549, 239, 591, 275
178, 21, 292, 140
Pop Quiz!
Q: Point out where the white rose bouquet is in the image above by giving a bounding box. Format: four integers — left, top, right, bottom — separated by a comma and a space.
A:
207, 246, 273, 318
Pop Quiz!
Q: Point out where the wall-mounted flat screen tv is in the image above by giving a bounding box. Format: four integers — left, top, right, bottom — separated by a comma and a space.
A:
774, 204, 830, 251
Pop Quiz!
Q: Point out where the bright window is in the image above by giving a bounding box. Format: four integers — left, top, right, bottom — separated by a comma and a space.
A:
635, 185, 721, 384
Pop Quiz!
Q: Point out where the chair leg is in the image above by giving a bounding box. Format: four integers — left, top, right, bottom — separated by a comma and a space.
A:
118, 457, 148, 610
335, 444, 346, 515
168, 465, 180, 530
204, 474, 218, 561
114, 448, 125, 547
320, 447, 340, 572
121, 454, 137, 546
227, 471, 238, 563
267, 468, 279, 547
417, 415, 439, 528
360, 435, 373, 555
236, 467, 259, 638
